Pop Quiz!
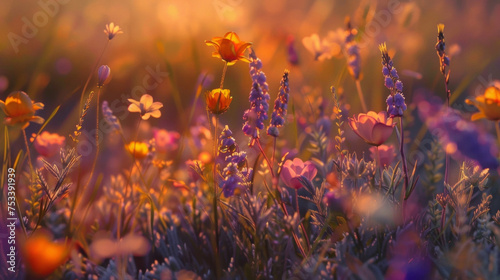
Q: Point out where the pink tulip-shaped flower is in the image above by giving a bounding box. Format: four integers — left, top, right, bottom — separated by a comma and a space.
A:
370, 144, 396, 168
280, 158, 317, 189
348, 111, 395, 146
34, 131, 66, 158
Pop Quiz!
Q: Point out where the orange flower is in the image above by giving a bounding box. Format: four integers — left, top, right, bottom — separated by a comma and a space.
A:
206, 88, 232, 115
126, 141, 149, 159
466, 86, 500, 121
23, 232, 70, 277
205, 32, 252, 65
348, 111, 395, 146
34, 131, 66, 158
0, 91, 44, 129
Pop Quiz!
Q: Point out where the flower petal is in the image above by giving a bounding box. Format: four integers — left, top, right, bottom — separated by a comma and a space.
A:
140, 94, 153, 108
149, 110, 161, 119
128, 104, 141, 113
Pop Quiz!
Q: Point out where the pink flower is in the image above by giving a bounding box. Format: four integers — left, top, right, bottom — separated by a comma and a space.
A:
34, 131, 65, 158
348, 111, 395, 146
280, 158, 317, 189
153, 128, 180, 153
370, 144, 396, 168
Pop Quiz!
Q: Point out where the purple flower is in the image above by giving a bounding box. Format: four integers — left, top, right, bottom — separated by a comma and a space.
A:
267, 70, 290, 137
102, 100, 121, 132
280, 158, 317, 190
97, 65, 111, 87
221, 163, 253, 197
379, 43, 407, 118
242, 82, 270, 145
219, 125, 236, 155
425, 107, 499, 169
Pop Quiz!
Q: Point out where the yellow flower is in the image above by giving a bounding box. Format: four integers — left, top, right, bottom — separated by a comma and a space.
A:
126, 141, 149, 159
205, 32, 252, 65
466, 86, 500, 121
206, 88, 232, 115
104, 22, 123, 40
0, 91, 44, 129
128, 94, 163, 120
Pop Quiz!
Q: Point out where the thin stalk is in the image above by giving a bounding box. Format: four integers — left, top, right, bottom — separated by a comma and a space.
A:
295, 189, 300, 215
375, 146, 383, 190
212, 115, 221, 278
22, 129, 34, 183
399, 117, 409, 223
355, 80, 368, 112
271, 137, 277, 168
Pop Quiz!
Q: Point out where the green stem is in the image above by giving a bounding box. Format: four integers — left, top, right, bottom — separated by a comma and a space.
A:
375, 146, 383, 190
212, 115, 221, 278
399, 117, 409, 223
79, 40, 109, 113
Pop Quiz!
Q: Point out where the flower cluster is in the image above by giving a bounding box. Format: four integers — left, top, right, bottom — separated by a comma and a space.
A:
242, 50, 270, 146
379, 43, 407, 117
219, 126, 253, 197
267, 70, 289, 137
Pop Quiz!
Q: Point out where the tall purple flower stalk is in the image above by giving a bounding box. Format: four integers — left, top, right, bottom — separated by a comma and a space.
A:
379, 42, 409, 222
267, 70, 290, 137
242, 49, 270, 146
380, 43, 407, 118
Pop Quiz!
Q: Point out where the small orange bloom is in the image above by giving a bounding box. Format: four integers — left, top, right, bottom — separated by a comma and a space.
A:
23, 233, 70, 277
466, 86, 500, 121
206, 88, 232, 115
205, 32, 252, 65
126, 141, 149, 159
348, 111, 395, 146
0, 91, 44, 129
104, 22, 123, 40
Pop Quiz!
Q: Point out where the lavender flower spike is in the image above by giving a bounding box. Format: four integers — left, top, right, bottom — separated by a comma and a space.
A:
379, 43, 407, 118
242, 50, 270, 146
267, 70, 290, 137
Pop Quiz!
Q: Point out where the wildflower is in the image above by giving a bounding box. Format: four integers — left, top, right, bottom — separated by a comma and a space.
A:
348, 111, 395, 146
370, 144, 395, 167
205, 32, 252, 65
23, 232, 71, 277
219, 125, 236, 155
466, 85, 500, 121
97, 65, 111, 87
280, 158, 317, 190
128, 94, 163, 120
344, 18, 361, 80
126, 141, 149, 159
205, 88, 232, 115
267, 70, 290, 137
435, 24, 449, 75
153, 128, 180, 153
0, 91, 44, 129
102, 100, 121, 132
104, 22, 123, 40
221, 163, 252, 197
242, 50, 270, 146
425, 107, 499, 169
34, 131, 65, 158
302, 33, 340, 61
379, 43, 407, 117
